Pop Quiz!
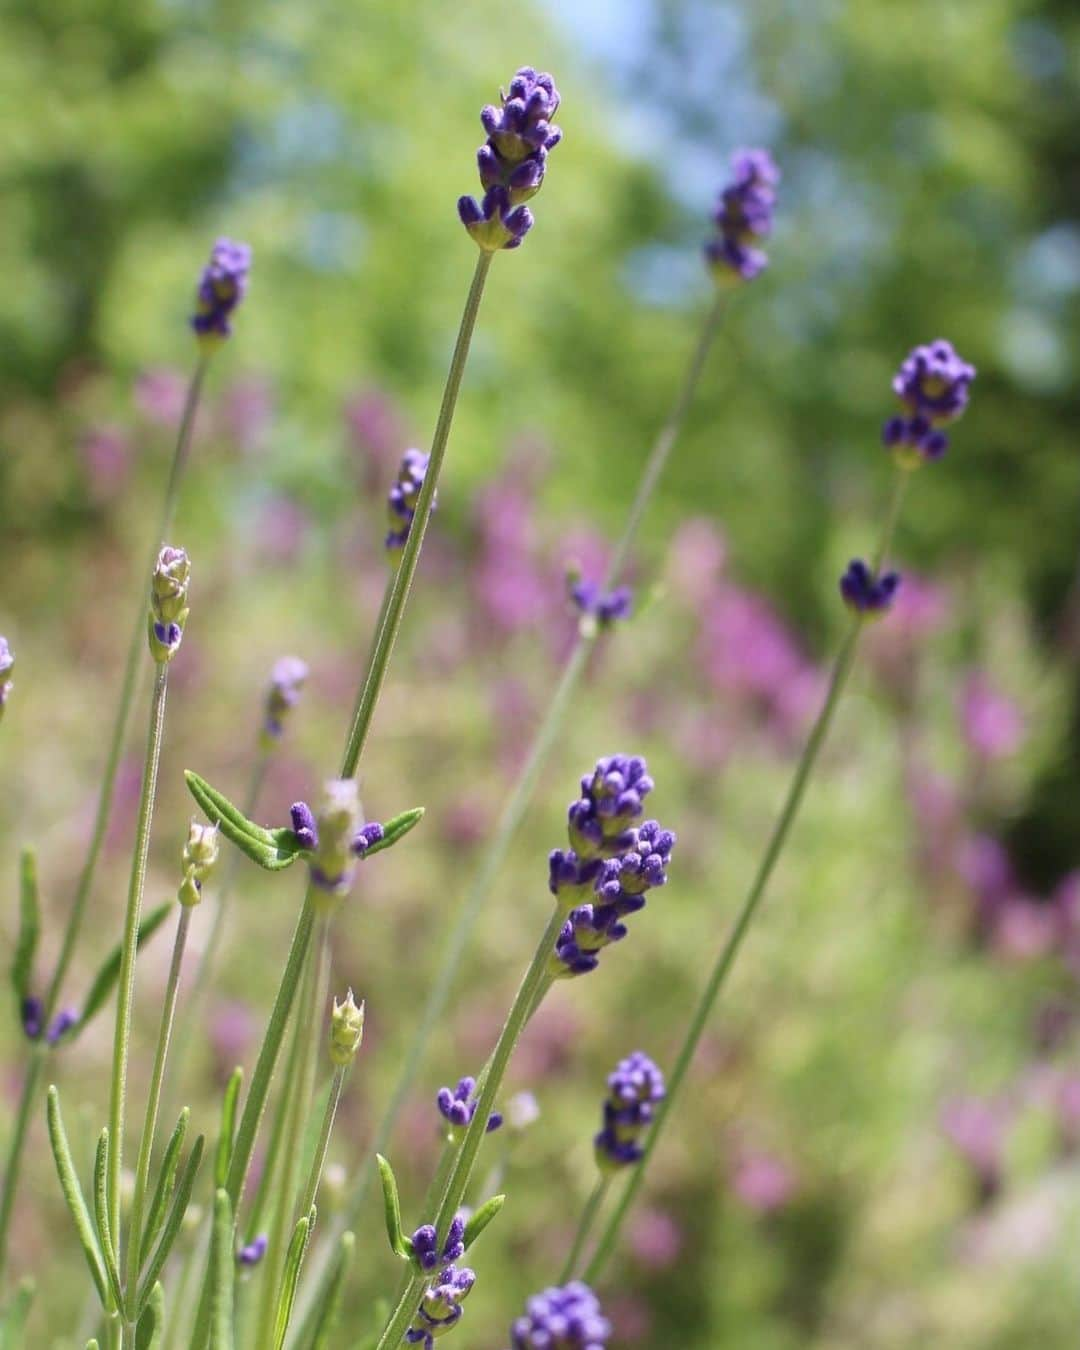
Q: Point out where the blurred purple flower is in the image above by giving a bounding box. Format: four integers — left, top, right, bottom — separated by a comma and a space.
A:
221, 376, 274, 453
627, 1208, 682, 1270
509, 1282, 611, 1350
135, 367, 187, 428
594, 1051, 665, 1168
666, 517, 727, 608
731, 1150, 796, 1214
705, 148, 780, 284
79, 425, 132, 501
941, 1096, 1006, 1205
840, 559, 901, 615
883, 338, 976, 465
191, 237, 252, 344
960, 673, 1026, 761
387, 449, 432, 552
254, 496, 310, 566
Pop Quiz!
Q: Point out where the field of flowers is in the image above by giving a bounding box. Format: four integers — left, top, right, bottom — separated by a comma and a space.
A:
1, 2, 1078, 1347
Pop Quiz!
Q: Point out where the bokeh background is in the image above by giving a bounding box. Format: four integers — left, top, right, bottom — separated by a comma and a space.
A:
3, 0, 1080, 1345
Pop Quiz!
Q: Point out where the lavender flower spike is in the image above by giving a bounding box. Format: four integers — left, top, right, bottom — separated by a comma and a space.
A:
594, 1051, 666, 1169
568, 572, 633, 630
839, 559, 901, 617
387, 449, 435, 554
148, 545, 191, 664
882, 338, 976, 467
509, 1281, 612, 1349
261, 655, 309, 747
191, 237, 252, 347
407, 1265, 476, 1349
409, 1215, 466, 1272
0, 637, 13, 723
308, 779, 362, 904
436, 1075, 503, 1137
459, 67, 562, 252
567, 755, 655, 859
705, 148, 780, 285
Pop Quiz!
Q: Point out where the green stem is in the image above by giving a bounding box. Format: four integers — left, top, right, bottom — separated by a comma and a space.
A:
296, 1064, 346, 1224
338, 251, 493, 779
560, 1174, 610, 1284
107, 663, 170, 1244
375, 911, 563, 1350
125, 904, 192, 1303
293, 292, 727, 1339
583, 469, 912, 1284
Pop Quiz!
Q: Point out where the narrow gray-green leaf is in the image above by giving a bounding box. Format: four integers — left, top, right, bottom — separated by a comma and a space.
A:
12, 847, 39, 1005
305, 1230, 354, 1350
135, 1281, 164, 1350
77, 901, 172, 1034
139, 1107, 189, 1267
209, 1189, 234, 1350
376, 1154, 409, 1259
462, 1192, 505, 1251
272, 1209, 313, 1350
45, 1086, 107, 1308
215, 1068, 243, 1189
184, 771, 302, 871
360, 807, 424, 859
92, 1130, 124, 1313
136, 1134, 204, 1315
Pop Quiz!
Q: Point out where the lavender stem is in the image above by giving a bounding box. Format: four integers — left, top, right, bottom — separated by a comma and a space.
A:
582, 469, 912, 1285
559, 1174, 610, 1285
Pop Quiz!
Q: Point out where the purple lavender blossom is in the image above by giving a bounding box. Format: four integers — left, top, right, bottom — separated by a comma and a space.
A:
290, 802, 318, 852
46, 1007, 78, 1046
436, 1076, 503, 1136
410, 1216, 466, 1272
883, 339, 976, 465
569, 577, 633, 628
237, 1233, 268, 1267
568, 755, 655, 859
191, 238, 252, 344
705, 148, 780, 285
352, 822, 385, 856
262, 656, 309, 745
407, 1265, 476, 1349
839, 559, 900, 616
0, 637, 14, 722
20, 996, 42, 1040
459, 67, 561, 251
594, 1051, 666, 1169
387, 449, 434, 552
509, 1281, 612, 1350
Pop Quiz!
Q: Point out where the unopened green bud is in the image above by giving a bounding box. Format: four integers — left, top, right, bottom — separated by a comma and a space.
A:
148, 545, 191, 663
329, 989, 364, 1066
178, 819, 219, 907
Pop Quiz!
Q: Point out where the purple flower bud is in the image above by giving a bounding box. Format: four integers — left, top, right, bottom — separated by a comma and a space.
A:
569, 577, 634, 628
237, 1233, 268, 1266
436, 1074, 503, 1136
262, 655, 308, 745
891, 338, 976, 426
46, 1007, 79, 1046
704, 148, 779, 286
387, 449, 434, 553
352, 822, 385, 856
407, 1265, 476, 1349
509, 1281, 612, 1350
290, 802, 319, 852
148, 545, 191, 664
409, 1216, 467, 1273
20, 996, 42, 1041
594, 1050, 666, 1170
567, 755, 654, 858
0, 636, 14, 723
191, 238, 252, 346
839, 559, 901, 617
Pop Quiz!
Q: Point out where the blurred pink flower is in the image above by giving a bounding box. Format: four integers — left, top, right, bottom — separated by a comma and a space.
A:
993, 898, 1057, 962
1057, 1076, 1080, 1153
79, 425, 132, 501
135, 367, 187, 427
221, 376, 274, 452
344, 387, 406, 480
439, 797, 489, 849
210, 1000, 255, 1068
730, 1150, 796, 1214
254, 496, 310, 565
941, 1095, 1005, 1203
666, 517, 727, 608
604, 1293, 652, 1342
960, 672, 1025, 761
627, 1208, 683, 1269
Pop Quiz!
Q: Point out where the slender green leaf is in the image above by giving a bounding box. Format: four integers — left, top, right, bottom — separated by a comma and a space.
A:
12, 848, 39, 1005
272, 1208, 314, 1350
462, 1192, 505, 1251
45, 1086, 107, 1308
361, 807, 424, 859
139, 1107, 189, 1267
136, 1134, 204, 1315
305, 1230, 354, 1350
135, 1281, 164, 1350
0, 1277, 35, 1348
208, 1189, 234, 1350
184, 771, 303, 871
215, 1068, 243, 1189
92, 1130, 124, 1313
76, 901, 172, 1035
376, 1153, 410, 1259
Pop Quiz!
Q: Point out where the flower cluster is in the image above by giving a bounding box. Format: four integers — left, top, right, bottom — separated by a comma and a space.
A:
882, 339, 976, 467
191, 237, 252, 345
594, 1050, 666, 1169
436, 1076, 503, 1137
509, 1281, 611, 1349
0, 637, 13, 722
548, 757, 675, 978
148, 546, 191, 664
410, 1215, 465, 1273
568, 577, 633, 629
407, 1266, 477, 1349
458, 67, 562, 252
387, 449, 433, 553
261, 655, 309, 746
839, 559, 901, 617
177, 820, 220, 907
705, 148, 780, 285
